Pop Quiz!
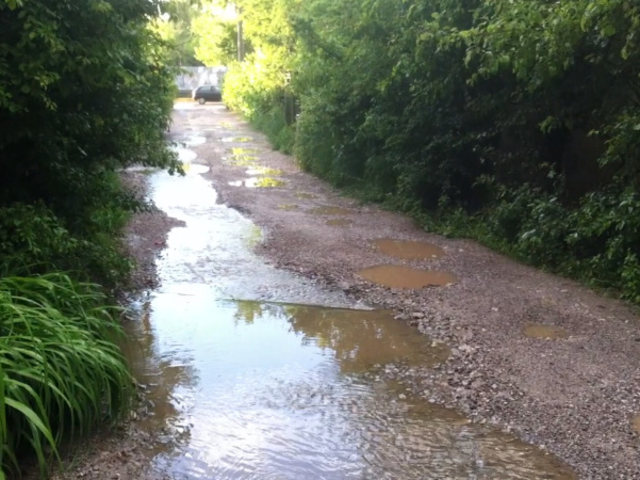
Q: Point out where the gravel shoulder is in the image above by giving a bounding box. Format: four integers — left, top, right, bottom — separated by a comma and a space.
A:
184, 104, 640, 479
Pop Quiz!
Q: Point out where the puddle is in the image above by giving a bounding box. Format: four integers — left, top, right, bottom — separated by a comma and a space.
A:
225, 152, 260, 167
172, 144, 197, 164
124, 297, 573, 480
309, 206, 352, 215
632, 415, 640, 434
374, 238, 445, 260
184, 135, 206, 147
246, 166, 283, 176
327, 218, 353, 227
221, 136, 253, 143
295, 191, 316, 199
232, 146, 260, 156
229, 176, 285, 188
523, 324, 569, 340
358, 265, 457, 289
278, 204, 298, 211
124, 136, 574, 479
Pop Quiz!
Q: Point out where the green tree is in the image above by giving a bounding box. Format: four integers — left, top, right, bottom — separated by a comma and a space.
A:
0, 0, 179, 283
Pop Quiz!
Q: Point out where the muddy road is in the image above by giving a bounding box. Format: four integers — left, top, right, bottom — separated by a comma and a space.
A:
58, 102, 639, 479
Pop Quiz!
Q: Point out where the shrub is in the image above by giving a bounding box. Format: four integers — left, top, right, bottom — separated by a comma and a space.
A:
0, 274, 131, 479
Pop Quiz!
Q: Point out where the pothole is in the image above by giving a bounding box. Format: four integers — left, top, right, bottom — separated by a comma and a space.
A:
221, 136, 253, 143
358, 265, 457, 289
228, 177, 285, 188
226, 154, 259, 167
296, 192, 316, 199
632, 415, 640, 434
327, 218, 353, 227
278, 204, 299, 211
246, 166, 283, 176
523, 324, 569, 340
374, 238, 445, 260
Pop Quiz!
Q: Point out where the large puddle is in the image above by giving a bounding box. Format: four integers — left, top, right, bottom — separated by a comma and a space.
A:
124, 135, 574, 479
374, 238, 445, 260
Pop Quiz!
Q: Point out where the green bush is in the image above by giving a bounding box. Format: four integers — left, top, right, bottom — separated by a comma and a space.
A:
204, 0, 640, 302
0, 172, 136, 289
0, 274, 131, 479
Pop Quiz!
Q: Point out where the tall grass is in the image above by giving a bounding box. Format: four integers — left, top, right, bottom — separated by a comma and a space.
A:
0, 274, 132, 479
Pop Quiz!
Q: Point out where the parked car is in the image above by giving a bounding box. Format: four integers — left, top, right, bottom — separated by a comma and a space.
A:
192, 85, 222, 104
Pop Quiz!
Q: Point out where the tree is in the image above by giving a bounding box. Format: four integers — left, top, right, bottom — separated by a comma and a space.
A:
0, 0, 179, 282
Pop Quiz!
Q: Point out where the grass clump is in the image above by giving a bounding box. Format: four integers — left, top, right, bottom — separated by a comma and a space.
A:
0, 273, 132, 479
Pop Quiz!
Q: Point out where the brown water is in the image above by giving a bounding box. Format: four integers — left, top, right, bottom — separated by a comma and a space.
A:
632, 415, 640, 434
374, 238, 445, 260
125, 120, 574, 479
523, 324, 569, 340
327, 218, 353, 227
358, 265, 457, 289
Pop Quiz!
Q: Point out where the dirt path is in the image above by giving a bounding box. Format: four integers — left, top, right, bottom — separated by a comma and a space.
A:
47, 102, 639, 479
174, 103, 640, 479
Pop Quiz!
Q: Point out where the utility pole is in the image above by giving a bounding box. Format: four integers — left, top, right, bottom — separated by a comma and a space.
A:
237, 6, 244, 61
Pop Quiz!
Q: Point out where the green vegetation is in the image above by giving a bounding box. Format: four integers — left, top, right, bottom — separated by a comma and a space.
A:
194, 0, 640, 303
0, 0, 178, 475
0, 275, 131, 479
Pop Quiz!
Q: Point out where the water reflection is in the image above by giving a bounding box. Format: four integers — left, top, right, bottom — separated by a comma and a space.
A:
281, 303, 449, 372
127, 138, 573, 479
127, 298, 572, 480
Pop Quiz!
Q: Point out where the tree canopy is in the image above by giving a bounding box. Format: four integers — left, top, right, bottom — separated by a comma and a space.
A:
0, 0, 179, 282
195, 0, 640, 302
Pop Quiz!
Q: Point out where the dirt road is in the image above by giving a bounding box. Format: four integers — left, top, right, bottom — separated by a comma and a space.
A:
178, 103, 640, 479
51, 102, 639, 479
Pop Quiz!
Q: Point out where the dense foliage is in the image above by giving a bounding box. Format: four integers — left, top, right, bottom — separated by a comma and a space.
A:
198, 0, 640, 302
0, 0, 177, 475
0, 275, 131, 479
0, 0, 179, 285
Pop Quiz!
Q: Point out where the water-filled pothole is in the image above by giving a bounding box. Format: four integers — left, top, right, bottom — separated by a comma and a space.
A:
632, 415, 640, 434
246, 166, 283, 176
229, 177, 285, 188
220, 136, 253, 143
277, 204, 299, 211
309, 206, 352, 215
523, 324, 569, 340
327, 218, 353, 227
296, 191, 316, 199
358, 265, 457, 289
225, 154, 259, 167
374, 238, 445, 259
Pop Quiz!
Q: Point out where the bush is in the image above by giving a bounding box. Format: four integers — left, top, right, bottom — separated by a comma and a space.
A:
0, 171, 137, 289
0, 274, 132, 479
